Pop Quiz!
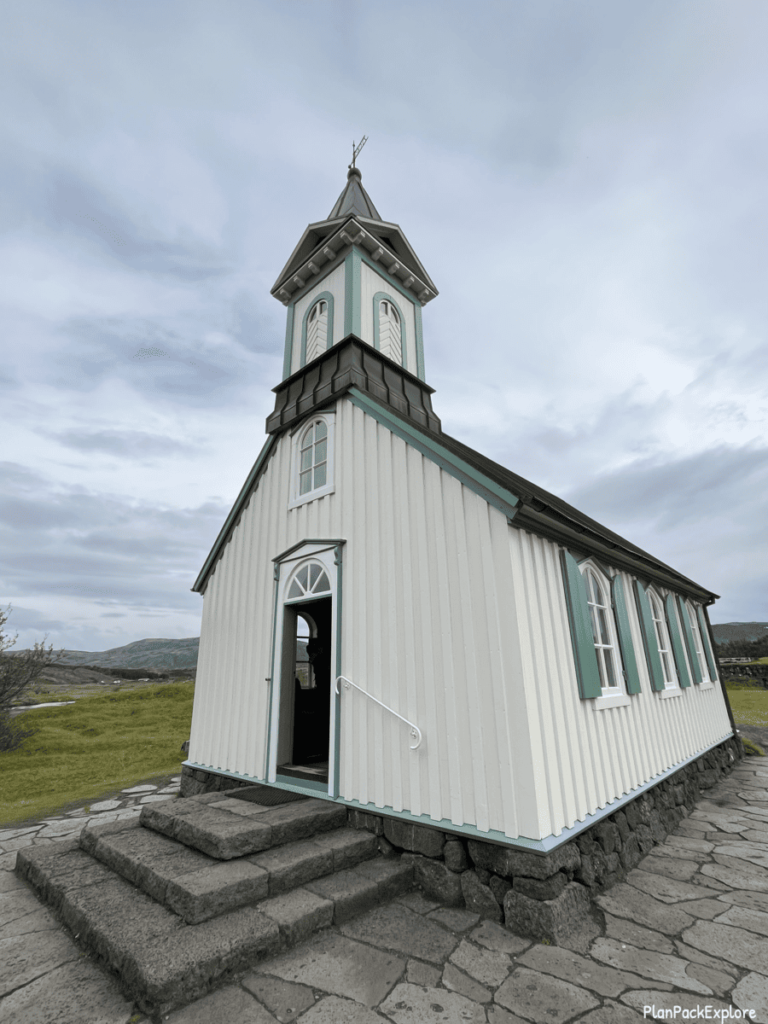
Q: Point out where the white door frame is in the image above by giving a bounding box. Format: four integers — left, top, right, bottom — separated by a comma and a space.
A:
267, 540, 343, 795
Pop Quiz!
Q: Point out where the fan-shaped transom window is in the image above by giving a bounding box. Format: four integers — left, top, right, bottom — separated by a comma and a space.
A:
299, 419, 328, 496
306, 299, 329, 363
584, 569, 620, 690
378, 298, 402, 364
650, 591, 678, 687
287, 561, 331, 601
686, 600, 710, 682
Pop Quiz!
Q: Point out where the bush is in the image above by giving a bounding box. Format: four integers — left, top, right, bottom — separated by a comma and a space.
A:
0, 604, 60, 752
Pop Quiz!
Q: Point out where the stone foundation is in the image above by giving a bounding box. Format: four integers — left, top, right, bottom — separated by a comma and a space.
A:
181, 734, 743, 944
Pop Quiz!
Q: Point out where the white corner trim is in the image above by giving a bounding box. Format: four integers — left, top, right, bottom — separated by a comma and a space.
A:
592, 692, 632, 711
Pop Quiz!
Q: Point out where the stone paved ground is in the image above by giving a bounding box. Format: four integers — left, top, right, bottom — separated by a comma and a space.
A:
2, 760, 768, 1023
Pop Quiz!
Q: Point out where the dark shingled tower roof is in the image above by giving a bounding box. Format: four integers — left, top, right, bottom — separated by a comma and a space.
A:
326, 166, 381, 221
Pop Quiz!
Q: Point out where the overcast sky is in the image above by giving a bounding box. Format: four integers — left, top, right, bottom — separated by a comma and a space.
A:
2, 0, 766, 654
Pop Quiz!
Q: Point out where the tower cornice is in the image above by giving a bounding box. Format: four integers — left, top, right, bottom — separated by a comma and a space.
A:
271, 215, 437, 308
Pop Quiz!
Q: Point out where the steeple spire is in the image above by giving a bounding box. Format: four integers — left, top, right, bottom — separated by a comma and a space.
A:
327, 165, 381, 221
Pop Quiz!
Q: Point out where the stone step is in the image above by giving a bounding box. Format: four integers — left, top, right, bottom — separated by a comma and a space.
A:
16, 834, 414, 1020
81, 817, 380, 924
139, 791, 348, 859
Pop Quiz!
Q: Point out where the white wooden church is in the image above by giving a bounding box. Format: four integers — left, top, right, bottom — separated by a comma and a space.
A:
186, 162, 734, 854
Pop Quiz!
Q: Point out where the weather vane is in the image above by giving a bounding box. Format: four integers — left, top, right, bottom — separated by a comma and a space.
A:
350, 135, 368, 170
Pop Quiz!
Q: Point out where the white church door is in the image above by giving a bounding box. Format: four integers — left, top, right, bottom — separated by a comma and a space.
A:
267, 542, 342, 795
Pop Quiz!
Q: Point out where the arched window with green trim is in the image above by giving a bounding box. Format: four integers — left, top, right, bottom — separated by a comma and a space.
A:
372, 292, 407, 369
300, 292, 335, 367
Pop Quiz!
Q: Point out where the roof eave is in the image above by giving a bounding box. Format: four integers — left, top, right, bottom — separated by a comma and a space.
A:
271, 216, 438, 306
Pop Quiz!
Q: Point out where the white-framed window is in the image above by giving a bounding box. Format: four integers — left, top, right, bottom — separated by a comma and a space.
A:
582, 563, 629, 708
286, 560, 332, 601
288, 413, 335, 509
378, 299, 402, 363
686, 599, 712, 685
649, 589, 679, 693
306, 299, 329, 363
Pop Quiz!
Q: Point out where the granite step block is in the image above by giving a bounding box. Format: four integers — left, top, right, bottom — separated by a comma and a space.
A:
311, 827, 380, 870
249, 837, 334, 895
255, 799, 348, 846
84, 818, 218, 903
140, 793, 346, 859
164, 858, 270, 924
355, 855, 415, 902
302, 859, 414, 924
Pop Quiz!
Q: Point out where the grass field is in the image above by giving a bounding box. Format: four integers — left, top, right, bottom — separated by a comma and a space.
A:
725, 680, 768, 728
1, 681, 194, 827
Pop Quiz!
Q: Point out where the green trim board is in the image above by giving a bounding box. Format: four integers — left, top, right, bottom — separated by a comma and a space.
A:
192, 434, 279, 594
344, 250, 361, 336
282, 303, 295, 381
560, 550, 602, 698
633, 581, 666, 691
299, 292, 335, 368
273, 538, 347, 564
372, 291, 408, 370
332, 543, 343, 799
611, 574, 642, 694
347, 388, 521, 521
264, 562, 281, 779
184, 730, 736, 854
677, 595, 703, 684
414, 302, 425, 381
665, 593, 692, 688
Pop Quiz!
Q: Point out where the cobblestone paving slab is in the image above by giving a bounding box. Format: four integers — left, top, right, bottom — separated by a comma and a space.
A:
256, 931, 404, 1006
379, 982, 487, 1023
164, 984, 279, 1023
495, 965, 601, 1023
339, 901, 459, 964
241, 972, 316, 1022
732, 973, 768, 1024
0, 959, 134, 1024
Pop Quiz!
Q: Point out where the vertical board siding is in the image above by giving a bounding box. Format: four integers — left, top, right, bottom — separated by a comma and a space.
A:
509, 528, 733, 838
334, 401, 527, 835
190, 396, 732, 843
192, 396, 528, 837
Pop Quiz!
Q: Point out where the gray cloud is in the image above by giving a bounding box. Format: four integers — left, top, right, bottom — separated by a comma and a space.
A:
1, 0, 766, 649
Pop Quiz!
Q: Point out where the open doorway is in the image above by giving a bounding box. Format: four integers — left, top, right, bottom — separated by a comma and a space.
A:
277, 595, 332, 783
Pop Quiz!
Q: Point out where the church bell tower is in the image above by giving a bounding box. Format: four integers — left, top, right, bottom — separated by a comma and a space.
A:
271, 164, 438, 382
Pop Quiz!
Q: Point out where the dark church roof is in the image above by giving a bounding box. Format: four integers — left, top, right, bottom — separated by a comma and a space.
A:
327, 166, 382, 220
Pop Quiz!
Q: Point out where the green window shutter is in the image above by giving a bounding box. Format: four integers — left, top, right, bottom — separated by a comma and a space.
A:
695, 605, 718, 680
559, 549, 602, 698
633, 580, 665, 692
665, 594, 691, 688
676, 595, 702, 684
611, 575, 641, 694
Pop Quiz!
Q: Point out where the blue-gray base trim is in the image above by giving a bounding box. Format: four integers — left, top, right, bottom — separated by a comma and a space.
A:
183, 730, 736, 856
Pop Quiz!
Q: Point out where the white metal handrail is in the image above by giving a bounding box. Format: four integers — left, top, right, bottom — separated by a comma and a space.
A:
335, 675, 422, 749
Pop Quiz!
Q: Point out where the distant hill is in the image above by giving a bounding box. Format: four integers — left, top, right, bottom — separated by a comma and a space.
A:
14, 624, 765, 671
711, 623, 768, 645
35, 637, 200, 672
